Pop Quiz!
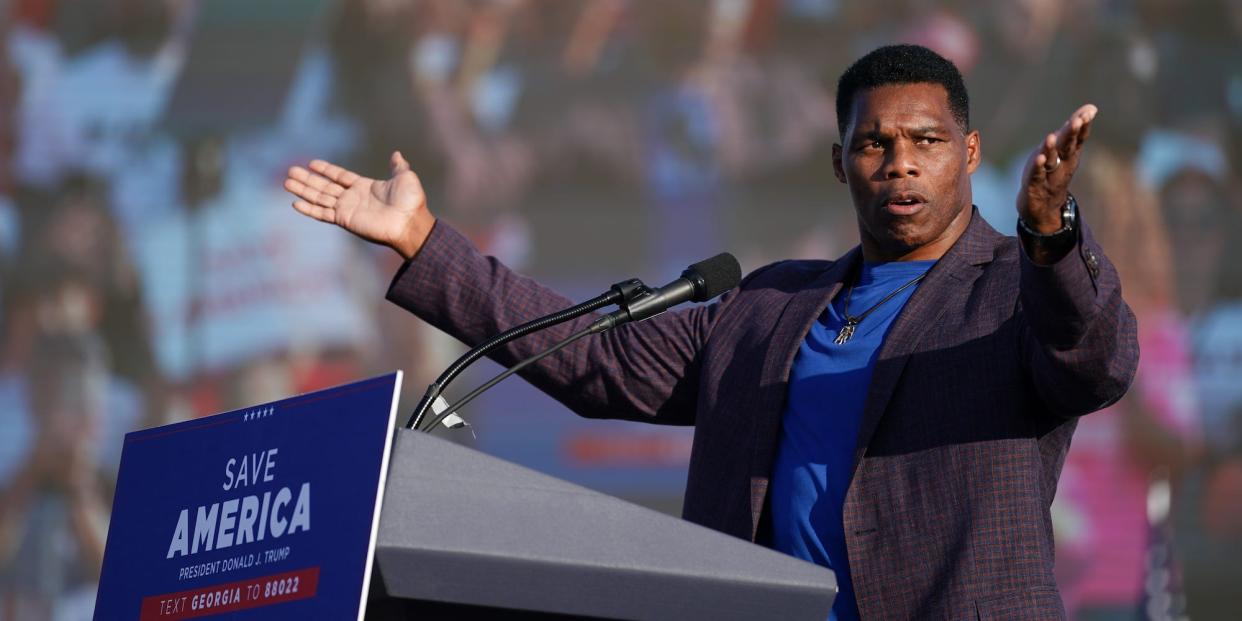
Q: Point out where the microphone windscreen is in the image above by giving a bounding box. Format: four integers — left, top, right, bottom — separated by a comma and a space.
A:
687, 253, 742, 302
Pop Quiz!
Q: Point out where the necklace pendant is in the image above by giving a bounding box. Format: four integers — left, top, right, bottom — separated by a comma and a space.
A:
834, 321, 857, 345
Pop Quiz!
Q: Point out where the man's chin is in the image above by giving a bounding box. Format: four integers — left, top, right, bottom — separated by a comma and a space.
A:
880, 224, 928, 250
869, 225, 942, 260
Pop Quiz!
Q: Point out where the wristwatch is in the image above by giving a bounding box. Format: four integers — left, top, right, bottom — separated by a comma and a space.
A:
1017, 193, 1078, 247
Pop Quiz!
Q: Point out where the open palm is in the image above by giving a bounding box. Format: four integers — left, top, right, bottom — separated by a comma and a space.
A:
1016, 104, 1096, 231
285, 151, 435, 258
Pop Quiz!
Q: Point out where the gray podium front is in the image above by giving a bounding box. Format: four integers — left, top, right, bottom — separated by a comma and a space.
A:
368, 429, 835, 620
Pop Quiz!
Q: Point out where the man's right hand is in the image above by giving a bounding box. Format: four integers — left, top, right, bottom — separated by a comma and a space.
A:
285, 151, 436, 260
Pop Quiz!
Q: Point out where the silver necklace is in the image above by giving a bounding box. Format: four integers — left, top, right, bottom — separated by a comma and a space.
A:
834, 271, 928, 345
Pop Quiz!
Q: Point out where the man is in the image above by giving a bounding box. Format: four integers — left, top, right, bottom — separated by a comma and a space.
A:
284, 45, 1136, 620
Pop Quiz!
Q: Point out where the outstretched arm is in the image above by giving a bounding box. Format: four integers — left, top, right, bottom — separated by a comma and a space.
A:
1014, 105, 1139, 417
283, 153, 713, 425
284, 151, 436, 260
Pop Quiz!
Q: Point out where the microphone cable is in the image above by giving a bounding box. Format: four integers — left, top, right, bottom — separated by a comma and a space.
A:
419, 323, 603, 433
405, 290, 622, 429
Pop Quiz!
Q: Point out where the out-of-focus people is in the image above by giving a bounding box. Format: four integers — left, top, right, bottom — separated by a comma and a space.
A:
329, 0, 436, 179
1139, 0, 1241, 143
0, 17, 21, 273
11, 0, 188, 244
120, 0, 381, 416
970, 0, 1079, 166
1149, 154, 1242, 620
1049, 124, 1201, 620
10, 175, 164, 431
0, 1, 1239, 616
0, 287, 117, 621
0, 174, 151, 619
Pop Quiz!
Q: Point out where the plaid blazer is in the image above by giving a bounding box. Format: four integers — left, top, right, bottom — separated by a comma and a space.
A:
387, 208, 1138, 620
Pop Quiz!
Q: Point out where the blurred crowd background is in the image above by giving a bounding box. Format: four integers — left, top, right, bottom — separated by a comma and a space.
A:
1, 0, 1240, 619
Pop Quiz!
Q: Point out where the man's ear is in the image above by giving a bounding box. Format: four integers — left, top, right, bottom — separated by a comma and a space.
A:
966, 130, 981, 174
832, 144, 847, 183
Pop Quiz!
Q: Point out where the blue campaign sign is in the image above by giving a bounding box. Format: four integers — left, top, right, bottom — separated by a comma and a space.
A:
95, 373, 402, 620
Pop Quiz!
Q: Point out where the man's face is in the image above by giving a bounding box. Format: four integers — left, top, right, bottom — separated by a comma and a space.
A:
833, 83, 980, 262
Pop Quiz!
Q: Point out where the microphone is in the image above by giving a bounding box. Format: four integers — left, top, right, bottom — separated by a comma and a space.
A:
592, 253, 741, 333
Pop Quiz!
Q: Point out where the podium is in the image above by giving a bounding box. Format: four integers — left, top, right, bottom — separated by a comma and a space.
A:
368, 430, 836, 620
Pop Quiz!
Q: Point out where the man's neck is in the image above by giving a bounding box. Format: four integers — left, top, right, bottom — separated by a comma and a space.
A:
859, 205, 972, 263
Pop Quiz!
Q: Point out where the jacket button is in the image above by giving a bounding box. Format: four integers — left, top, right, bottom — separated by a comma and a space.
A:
1084, 249, 1100, 279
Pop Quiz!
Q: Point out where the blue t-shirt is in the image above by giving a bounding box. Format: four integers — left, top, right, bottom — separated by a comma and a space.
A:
770, 260, 935, 621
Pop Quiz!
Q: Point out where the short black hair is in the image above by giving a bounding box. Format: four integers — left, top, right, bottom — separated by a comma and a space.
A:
835, 44, 970, 138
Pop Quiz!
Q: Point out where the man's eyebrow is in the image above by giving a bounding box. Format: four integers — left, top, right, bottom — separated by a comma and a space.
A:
852, 124, 951, 142
910, 124, 949, 135
852, 128, 888, 141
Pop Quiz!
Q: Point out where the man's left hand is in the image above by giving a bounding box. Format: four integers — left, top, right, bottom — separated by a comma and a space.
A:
1017, 104, 1097, 233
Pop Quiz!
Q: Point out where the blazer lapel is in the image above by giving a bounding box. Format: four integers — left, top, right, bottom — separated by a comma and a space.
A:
850, 208, 999, 475
748, 247, 861, 536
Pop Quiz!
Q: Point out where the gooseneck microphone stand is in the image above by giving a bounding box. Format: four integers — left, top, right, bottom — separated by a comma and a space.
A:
408, 252, 741, 434
404, 279, 652, 430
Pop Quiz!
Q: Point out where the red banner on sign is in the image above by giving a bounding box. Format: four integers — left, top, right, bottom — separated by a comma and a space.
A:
138, 566, 319, 620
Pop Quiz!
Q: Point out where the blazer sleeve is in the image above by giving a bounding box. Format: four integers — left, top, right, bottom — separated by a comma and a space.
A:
385, 221, 722, 425
1017, 216, 1140, 417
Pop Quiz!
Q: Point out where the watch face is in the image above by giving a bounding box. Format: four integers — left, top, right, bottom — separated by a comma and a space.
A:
1018, 194, 1078, 241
